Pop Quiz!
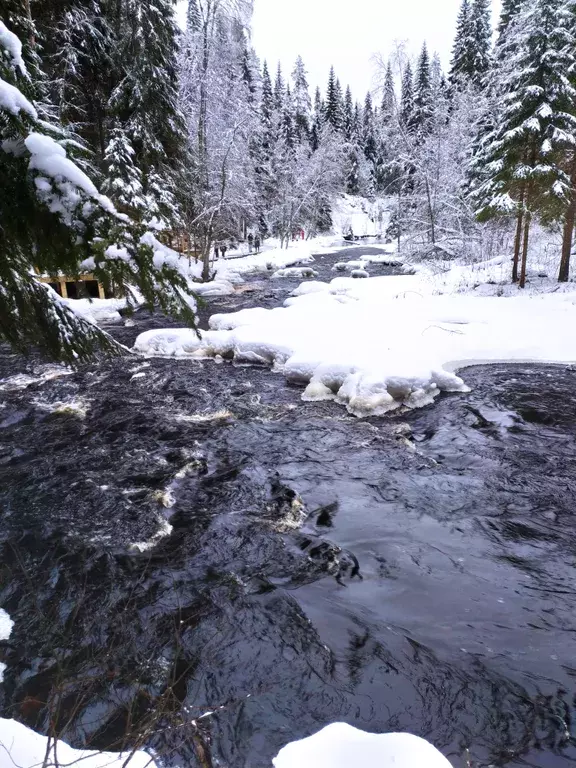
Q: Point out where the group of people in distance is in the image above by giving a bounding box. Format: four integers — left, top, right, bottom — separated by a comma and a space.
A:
214, 233, 261, 260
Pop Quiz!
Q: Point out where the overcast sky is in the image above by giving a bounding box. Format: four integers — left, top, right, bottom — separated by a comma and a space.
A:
177, 0, 502, 99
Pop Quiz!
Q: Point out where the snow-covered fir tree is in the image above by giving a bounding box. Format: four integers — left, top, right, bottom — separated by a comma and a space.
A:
0, 17, 194, 362
400, 61, 415, 130
469, 0, 576, 286
450, 0, 492, 88
325, 66, 343, 132
292, 56, 311, 143
413, 43, 433, 134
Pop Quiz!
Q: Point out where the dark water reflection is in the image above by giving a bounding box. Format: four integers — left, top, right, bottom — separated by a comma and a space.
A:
1, 249, 576, 767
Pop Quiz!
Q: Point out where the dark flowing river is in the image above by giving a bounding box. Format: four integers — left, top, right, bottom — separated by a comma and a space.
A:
1, 247, 575, 767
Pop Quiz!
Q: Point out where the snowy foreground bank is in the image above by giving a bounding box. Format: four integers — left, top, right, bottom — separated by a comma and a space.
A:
135, 259, 576, 417
0, 718, 451, 768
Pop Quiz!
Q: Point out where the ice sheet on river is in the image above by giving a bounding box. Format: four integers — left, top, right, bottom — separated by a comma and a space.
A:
134, 273, 576, 416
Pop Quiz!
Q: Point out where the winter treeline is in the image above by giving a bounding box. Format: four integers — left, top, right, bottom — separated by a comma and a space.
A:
385, 0, 576, 286
178, 0, 576, 286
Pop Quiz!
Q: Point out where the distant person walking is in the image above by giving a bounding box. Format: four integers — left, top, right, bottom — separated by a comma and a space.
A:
220, 243, 228, 259
214, 243, 220, 260
254, 234, 261, 254
247, 233, 254, 253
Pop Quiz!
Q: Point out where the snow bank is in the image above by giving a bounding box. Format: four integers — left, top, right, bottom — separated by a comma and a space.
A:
273, 723, 452, 768
0, 608, 13, 683
62, 297, 127, 324
0, 718, 157, 768
134, 268, 576, 416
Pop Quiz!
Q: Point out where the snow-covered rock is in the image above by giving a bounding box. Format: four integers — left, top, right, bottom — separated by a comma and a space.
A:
351, 269, 369, 279
272, 267, 319, 279
191, 279, 235, 297
273, 723, 452, 768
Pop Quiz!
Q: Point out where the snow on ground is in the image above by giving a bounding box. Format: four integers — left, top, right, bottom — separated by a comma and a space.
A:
135, 255, 576, 417
273, 723, 451, 768
61, 296, 128, 324
0, 608, 13, 683
0, 718, 157, 768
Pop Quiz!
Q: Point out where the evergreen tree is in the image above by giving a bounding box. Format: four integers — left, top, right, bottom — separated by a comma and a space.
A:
325, 66, 343, 131
470, 0, 576, 287
363, 92, 377, 164
469, 0, 492, 83
413, 42, 433, 133
291, 55, 311, 143
450, 0, 472, 85
343, 85, 355, 141
274, 62, 285, 111
109, 0, 186, 225
102, 122, 146, 216
0, 19, 194, 363
281, 84, 296, 149
498, 0, 524, 41
381, 61, 395, 119
187, 0, 202, 30
400, 62, 415, 130
450, 0, 491, 87
261, 60, 275, 148
310, 86, 324, 150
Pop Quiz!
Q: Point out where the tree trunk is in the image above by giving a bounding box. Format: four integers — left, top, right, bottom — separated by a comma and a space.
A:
518, 208, 531, 289
559, 154, 576, 283
512, 183, 525, 284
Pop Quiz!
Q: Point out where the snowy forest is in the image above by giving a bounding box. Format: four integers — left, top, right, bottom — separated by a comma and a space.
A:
2, 0, 576, 361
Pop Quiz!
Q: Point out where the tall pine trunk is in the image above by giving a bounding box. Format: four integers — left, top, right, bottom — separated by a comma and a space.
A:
558, 153, 576, 283
519, 206, 531, 289
512, 181, 526, 284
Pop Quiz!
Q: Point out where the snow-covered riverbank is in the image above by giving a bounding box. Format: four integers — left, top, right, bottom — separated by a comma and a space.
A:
134, 251, 576, 416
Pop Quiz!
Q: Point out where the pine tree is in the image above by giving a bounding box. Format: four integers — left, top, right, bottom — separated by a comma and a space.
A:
310, 86, 324, 151
400, 62, 415, 130
102, 122, 146, 216
109, 0, 185, 226
498, 0, 524, 41
450, 0, 472, 85
450, 0, 491, 87
325, 66, 343, 131
0, 19, 194, 363
274, 62, 285, 111
469, 0, 492, 84
413, 42, 433, 133
261, 60, 275, 146
291, 55, 311, 143
470, 0, 576, 287
343, 85, 355, 141
556, 0, 576, 282
187, 0, 201, 30
381, 61, 395, 119
363, 92, 377, 164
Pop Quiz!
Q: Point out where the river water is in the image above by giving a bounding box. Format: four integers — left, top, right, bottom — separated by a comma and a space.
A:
0, 247, 575, 767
